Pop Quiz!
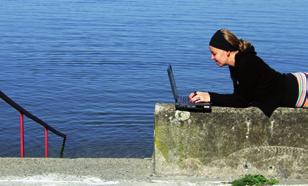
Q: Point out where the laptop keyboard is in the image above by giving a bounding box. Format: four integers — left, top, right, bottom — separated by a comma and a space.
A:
178, 96, 210, 106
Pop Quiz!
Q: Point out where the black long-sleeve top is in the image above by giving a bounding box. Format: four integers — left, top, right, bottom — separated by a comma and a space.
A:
209, 46, 298, 117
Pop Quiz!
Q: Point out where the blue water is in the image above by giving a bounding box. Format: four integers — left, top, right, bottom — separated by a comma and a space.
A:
0, 0, 308, 157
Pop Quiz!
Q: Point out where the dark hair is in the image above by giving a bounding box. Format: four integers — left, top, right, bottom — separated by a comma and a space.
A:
220, 29, 252, 52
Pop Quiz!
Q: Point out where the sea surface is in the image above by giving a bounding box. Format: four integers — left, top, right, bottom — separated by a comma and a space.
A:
0, 0, 308, 157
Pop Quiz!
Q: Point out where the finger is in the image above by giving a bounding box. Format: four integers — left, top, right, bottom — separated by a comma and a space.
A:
189, 93, 195, 98
195, 96, 202, 103
190, 96, 197, 103
191, 96, 201, 103
189, 91, 198, 99
189, 96, 196, 103
192, 91, 198, 98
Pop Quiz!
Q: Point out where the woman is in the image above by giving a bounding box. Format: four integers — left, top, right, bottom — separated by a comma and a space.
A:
189, 28, 307, 117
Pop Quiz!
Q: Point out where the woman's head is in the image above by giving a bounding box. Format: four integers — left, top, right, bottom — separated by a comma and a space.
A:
209, 29, 252, 66
209, 29, 251, 52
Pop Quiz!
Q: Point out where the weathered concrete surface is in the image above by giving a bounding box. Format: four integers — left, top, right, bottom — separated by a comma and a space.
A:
0, 158, 225, 185
0, 158, 307, 185
154, 103, 308, 180
0, 158, 152, 180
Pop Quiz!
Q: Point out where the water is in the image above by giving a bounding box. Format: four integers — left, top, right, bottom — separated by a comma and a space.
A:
0, 0, 308, 157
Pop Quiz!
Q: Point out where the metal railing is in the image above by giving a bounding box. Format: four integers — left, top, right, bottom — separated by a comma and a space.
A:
0, 91, 66, 158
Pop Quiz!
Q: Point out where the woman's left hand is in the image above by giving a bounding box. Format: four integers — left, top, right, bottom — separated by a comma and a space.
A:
189, 91, 211, 103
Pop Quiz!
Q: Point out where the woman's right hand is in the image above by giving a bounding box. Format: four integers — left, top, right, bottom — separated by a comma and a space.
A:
189, 91, 211, 103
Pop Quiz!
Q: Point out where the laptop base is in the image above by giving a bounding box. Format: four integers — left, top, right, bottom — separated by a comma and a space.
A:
175, 104, 212, 113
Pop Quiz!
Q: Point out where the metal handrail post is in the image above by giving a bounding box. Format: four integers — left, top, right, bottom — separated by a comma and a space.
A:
19, 113, 24, 158
0, 91, 66, 157
44, 127, 48, 158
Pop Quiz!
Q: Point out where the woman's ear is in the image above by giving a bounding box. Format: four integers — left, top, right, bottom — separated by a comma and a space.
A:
226, 51, 231, 57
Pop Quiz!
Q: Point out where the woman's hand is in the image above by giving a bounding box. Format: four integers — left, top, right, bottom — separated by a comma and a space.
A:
189, 91, 211, 103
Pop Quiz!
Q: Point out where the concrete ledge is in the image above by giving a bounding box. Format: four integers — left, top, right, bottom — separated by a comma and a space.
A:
154, 103, 308, 179
0, 158, 152, 180
0, 158, 156, 186
0, 158, 307, 185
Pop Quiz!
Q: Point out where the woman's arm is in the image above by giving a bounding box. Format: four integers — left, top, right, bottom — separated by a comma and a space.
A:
209, 92, 251, 108
189, 91, 251, 108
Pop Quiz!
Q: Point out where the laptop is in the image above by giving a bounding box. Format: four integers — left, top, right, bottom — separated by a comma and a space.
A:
167, 64, 211, 112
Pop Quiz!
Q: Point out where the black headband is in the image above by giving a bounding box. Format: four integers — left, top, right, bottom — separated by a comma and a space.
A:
209, 30, 238, 51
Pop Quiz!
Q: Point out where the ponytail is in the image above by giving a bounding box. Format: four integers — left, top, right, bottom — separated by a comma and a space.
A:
219, 29, 252, 52
238, 39, 252, 52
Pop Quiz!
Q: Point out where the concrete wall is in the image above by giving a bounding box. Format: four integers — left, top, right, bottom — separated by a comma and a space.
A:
154, 103, 308, 179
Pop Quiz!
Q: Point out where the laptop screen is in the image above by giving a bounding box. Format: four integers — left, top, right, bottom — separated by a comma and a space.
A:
167, 65, 179, 102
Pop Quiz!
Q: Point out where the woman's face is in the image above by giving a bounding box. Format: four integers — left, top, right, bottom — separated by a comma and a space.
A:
209, 46, 229, 67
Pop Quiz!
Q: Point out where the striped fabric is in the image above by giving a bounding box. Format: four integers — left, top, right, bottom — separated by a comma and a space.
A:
292, 72, 308, 108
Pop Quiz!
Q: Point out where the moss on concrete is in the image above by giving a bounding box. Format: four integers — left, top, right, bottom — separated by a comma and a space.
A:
154, 103, 308, 179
